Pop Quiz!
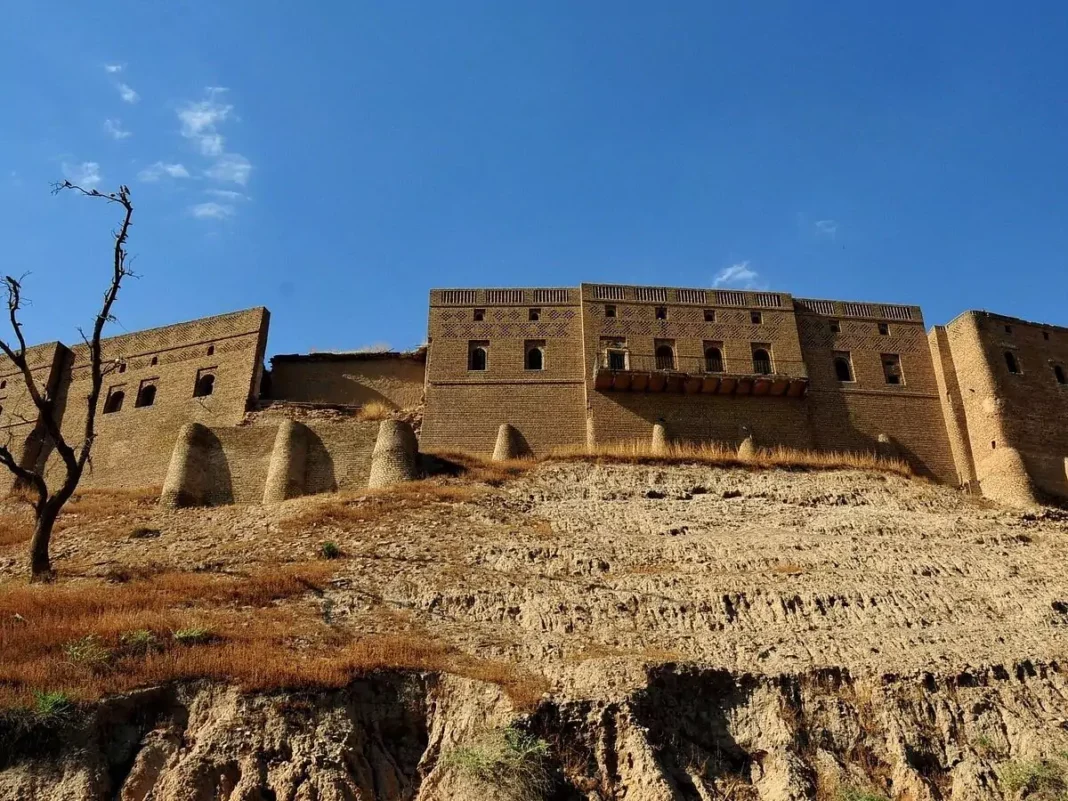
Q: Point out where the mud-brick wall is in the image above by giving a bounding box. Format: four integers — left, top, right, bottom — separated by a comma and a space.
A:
55, 308, 270, 492
270, 354, 426, 410
202, 427, 277, 505
301, 420, 383, 493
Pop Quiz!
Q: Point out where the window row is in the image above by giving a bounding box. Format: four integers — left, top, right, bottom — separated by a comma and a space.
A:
114, 345, 216, 373
102, 370, 217, 414
831, 351, 904, 385
467, 341, 545, 371
1003, 350, 1067, 384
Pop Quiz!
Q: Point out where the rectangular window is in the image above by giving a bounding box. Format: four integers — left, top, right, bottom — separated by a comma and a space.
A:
601, 337, 628, 370
654, 306, 668, 320
750, 311, 763, 325
833, 351, 854, 382
1004, 324, 1013, 334
528, 308, 540, 321
882, 354, 903, 385
878, 322, 890, 335
467, 340, 489, 371
473, 308, 485, 322
524, 340, 545, 371
607, 350, 627, 370
604, 304, 616, 318
135, 379, 158, 408
703, 309, 716, 322
829, 319, 841, 333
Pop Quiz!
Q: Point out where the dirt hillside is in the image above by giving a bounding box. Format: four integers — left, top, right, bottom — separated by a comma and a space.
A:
1, 461, 1067, 800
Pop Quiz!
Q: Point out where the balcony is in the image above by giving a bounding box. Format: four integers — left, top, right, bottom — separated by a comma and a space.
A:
593, 353, 808, 397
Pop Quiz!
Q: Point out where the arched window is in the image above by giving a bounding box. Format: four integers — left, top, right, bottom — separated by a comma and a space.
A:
468, 345, 488, 371
1055, 364, 1067, 385
705, 347, 723, 373
150, 356, 158, 366
194, 374, 215, 397
103, 390, 125, 414
135, 384, 157, 408
525, 346, 544, 371
0, 380, 6, 389
655, 344, 675, 371
206, 345, 215, 356
834, 356, 853, 382
752, 349, 772, 375
1004, 351, 1020, 374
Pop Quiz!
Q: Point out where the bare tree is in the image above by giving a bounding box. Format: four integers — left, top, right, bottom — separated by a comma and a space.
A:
0, 182, 134, 581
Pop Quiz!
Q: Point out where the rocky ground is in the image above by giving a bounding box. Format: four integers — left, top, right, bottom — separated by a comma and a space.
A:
1, 461, 1067, 800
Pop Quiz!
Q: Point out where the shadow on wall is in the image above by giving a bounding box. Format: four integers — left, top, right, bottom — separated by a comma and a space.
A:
199, 429, 236, 506
304, 428, 337, 495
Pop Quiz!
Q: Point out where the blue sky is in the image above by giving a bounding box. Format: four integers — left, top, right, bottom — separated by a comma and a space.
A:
2, 2, 1066, 355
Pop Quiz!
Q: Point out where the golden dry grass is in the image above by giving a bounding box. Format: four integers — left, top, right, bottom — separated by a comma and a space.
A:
546, 440, 912, 476
0, 563, 547, 711
355, 401, 395, 422
0, 486, 161, 551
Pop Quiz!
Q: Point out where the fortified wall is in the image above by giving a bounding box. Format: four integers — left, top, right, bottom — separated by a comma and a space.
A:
2, 284, 1065, 508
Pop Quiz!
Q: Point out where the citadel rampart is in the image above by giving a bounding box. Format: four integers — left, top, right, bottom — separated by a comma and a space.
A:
2, 285, 1065, 508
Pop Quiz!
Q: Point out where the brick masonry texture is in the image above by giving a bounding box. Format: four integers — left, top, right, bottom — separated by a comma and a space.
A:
3, 283, 1066, 508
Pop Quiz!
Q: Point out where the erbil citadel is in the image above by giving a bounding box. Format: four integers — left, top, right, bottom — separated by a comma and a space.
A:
4, 283, 1065, 510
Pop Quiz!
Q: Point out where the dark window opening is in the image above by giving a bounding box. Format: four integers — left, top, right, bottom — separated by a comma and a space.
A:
654, 306, 668, 321
194, 374, 215, 397
1005, 351, 1020, 374
473, 308, 485, 322
604, 304, 616, 318
468, 342, 488, 371
528, 308, 540, 322
882, 354, 903, 385
705, 347, 723, 373
878, 322, 890, 335
103, 390, 125, 414
752, 348, 772, 375
830, 320, 841, 333
150, 356, 158, 366
525, 341, 545, 371
991, 440, 997, 449
834, 354, 853, 382
655, 345, 676, 370
1043, 331, 1050, 340
0, 380, 6, 389
135, 384, 157, 408
750, 311, 763, 325
1054, 364, 1066, 385
1004, 324, 1013, 334
206, 345, 215, 356
118, 362, 127, 373
703, 309, 716, 322
607, 350, 627, 370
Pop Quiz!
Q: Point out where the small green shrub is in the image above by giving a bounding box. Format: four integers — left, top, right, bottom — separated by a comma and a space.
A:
173, 627, 214, 646
837, 786, 889, 801
63, 636, 112, 670
33, 691, 72, 720
998, 759, 1066, 799
319, 541, 342, 560
443, 725, 552, 800
120, 629, 161, 656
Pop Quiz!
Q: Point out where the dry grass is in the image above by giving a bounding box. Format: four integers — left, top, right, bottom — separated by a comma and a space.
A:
355, 401, 395, 422
546, 440, 912, 477
280, 480, 485, 533
0, 563, 547, 711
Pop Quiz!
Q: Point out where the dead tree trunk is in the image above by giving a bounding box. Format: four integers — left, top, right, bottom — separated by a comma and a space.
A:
0, 182, 135, 581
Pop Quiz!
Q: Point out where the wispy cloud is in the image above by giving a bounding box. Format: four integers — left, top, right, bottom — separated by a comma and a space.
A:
62, 161, 101, 188
138, 162, 190, 182
205, 188, 247, 200
205, 153, 251, 185
189, 201, 234, 220
178, 88, 232, 156
103, 118, 131, 140
117, 82, 139, 104
713, 261, 762, 289
815, 219, 839, 239
104, 63, 124, 74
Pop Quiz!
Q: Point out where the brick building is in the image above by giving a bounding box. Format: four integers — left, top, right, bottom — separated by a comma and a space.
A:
1, 284, 1065, 508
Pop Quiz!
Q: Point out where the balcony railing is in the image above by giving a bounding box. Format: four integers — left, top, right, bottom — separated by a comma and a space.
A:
594, 353, 809, 397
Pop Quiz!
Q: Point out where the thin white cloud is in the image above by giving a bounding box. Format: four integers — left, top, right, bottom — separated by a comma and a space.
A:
205, 153, 251, 185
815, 219, 839, 239
205, 188, 247, 200
713, 261, 761, 289
104, 63, 123, 74
117, 82, 139, 104
178, 88, 232, 156
103, 118, 131, 140
62, 161, 101, 188
189, 201, 234, 219
138, 162, 191, 182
